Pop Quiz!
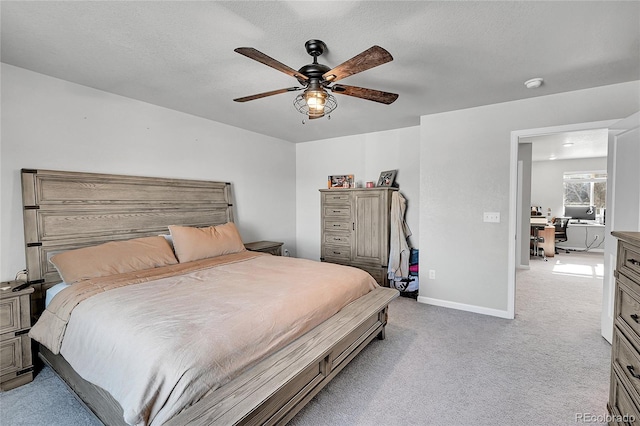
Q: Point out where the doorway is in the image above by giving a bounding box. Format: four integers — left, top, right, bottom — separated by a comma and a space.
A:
507, 119, 618, 335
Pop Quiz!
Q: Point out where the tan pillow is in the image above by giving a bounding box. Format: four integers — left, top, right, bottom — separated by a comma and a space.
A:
169, 222, 246, 263
50, 236, 178, 284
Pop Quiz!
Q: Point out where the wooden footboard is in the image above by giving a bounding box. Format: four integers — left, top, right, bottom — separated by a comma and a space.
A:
40, 286, 398, 426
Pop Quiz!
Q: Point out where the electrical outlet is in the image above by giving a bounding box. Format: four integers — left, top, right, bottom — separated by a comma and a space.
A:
428, 269, 436, 280
483, 212, 500, 223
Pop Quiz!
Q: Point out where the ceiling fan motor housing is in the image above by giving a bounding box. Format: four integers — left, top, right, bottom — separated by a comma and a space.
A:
297, 40, 331, 85
297, 63, 330, 85
305, 40, 327, 57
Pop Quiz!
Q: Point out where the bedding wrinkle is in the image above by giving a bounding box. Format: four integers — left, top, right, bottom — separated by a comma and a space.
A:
31, 253, 376, 425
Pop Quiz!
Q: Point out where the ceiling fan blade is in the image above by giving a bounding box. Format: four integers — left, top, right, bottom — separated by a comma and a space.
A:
234, 87, 302, 102
235, 47, 308, 81
322, 46, 393, 83
331, 84, 398, 104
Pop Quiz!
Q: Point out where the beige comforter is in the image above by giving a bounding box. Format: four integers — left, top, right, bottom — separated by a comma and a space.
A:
30, 252, 377, 425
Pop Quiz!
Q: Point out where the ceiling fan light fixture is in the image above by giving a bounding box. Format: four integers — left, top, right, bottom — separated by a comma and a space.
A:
293, 87, 337, 118
306, 88, 327, 112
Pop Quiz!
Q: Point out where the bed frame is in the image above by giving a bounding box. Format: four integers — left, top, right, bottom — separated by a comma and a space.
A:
21, 168, 399, 425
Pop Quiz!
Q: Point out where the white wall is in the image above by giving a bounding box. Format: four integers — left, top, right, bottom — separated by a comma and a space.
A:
603, 112, 640, 343
0, 64, 296, 281
531, 156, 608, 220
517, 143, 532, 268
419, 81, 640, 316
611, 124, 640, 232
295, 126, 420, 261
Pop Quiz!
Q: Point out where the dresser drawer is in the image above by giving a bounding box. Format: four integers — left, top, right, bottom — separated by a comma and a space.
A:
323, 206, 351, 218
619, 240, 640, 282
321, 192, 350, 204
324, 220, 352, 232
0, 297, 21, 335
616, 275, 640, 341
0, 293, 30, 336
323, 245, 351, 262
324, 232, 351, 246
609, 369, 640, 425
0, 334, 26, 377
613, 329, 640, 404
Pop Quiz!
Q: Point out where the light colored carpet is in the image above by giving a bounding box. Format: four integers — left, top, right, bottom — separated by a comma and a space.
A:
0, 251, 610, 425
290, 251, 609, 426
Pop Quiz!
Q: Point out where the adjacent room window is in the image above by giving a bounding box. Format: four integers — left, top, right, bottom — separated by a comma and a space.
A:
563, 171, 607, 210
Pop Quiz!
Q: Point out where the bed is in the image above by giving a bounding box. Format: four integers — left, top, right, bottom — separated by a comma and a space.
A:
21, 169, 399, 425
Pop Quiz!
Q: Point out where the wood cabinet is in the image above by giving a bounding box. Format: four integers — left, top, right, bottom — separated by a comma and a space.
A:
0, 283, 34, 390
608, 232, 640, 425
244, 241, 284, 256
319, 188, 397, 286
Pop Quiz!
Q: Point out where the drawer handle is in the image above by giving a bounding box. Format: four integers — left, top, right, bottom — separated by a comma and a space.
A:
332, 210, 340, 213
333, 224, 340, 227
17, 366, 34, 376
631, 314, 640, 324
629, 258, 640, 266
333, 251, 341, 255
627, 365, 640, 379
334, 238, 342, 241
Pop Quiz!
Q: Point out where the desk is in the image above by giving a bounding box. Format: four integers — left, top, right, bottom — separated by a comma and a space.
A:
558, 222, 606, 252
530, 219, 555, 258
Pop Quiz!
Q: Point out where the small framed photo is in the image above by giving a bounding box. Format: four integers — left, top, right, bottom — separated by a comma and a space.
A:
377, 170, 397, 187
328, 174, 354, 188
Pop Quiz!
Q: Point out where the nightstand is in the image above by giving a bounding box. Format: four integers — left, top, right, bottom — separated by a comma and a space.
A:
244, 241, 284, 256
0, 282, 34, 390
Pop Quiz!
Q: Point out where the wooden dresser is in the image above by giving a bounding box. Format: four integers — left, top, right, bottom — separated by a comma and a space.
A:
609, 231, 640, 425
319, 187, 397, 286
0, 283, 34, 390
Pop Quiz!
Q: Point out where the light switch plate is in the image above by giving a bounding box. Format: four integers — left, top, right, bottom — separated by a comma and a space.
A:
483, 212, 500, 223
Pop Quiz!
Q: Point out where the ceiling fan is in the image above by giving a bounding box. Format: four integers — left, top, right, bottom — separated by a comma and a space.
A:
233, 39, 398, 121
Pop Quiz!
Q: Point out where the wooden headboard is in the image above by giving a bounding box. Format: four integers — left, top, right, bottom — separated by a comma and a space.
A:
21, 168, 235, 314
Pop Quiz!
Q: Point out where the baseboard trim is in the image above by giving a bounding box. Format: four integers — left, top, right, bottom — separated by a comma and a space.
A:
417, 296, 512, 319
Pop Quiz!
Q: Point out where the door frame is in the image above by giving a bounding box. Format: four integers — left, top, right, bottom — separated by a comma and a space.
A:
507, 119, 619, 320
602, 112, 640, 342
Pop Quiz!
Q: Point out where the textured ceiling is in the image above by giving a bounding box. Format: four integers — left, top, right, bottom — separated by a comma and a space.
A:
527, 129, 608, 162
1, 1, 639, 143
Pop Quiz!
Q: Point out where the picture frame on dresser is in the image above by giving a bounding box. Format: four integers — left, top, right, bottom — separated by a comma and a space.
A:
376, 170, 397, 187
328, 174, 354, 189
